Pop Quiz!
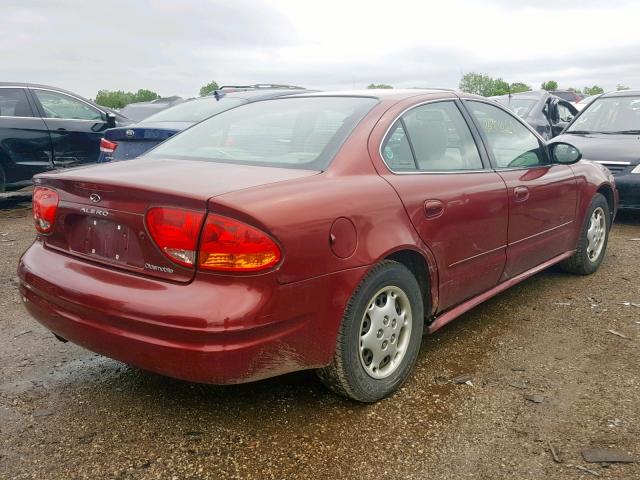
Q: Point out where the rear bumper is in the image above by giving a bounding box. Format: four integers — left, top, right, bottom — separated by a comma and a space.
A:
18, 241, 367, 384
615, 174, 640, 209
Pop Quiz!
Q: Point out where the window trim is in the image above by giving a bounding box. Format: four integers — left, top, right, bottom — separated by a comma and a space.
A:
30, 87, 105, 122
379, 99, 489, 175
460, 98, 551, 171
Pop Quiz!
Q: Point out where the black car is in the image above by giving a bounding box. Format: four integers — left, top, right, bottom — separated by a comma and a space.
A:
555, 90, 640, 210
98, 85, 312, 162
0, 82, 130, 191
491, 90, 578, 140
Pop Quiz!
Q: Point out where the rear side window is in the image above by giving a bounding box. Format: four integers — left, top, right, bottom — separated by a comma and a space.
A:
467, 101, 546, 169
147, 97, 378, 170
33, 90, 103, 121
0, 88, 33, 117
381, 101, 483, 172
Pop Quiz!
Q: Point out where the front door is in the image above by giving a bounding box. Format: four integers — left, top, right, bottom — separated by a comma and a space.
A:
0, 87, 52, 188
30, 88, 108, 166
377, 100, 509, 311
464, 100, 578, 279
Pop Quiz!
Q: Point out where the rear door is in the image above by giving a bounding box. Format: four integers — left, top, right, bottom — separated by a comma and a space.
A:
376, 99, 509, 311
30, 88, 108, 166
463, 100, 577, 279
0, 87, 52, 187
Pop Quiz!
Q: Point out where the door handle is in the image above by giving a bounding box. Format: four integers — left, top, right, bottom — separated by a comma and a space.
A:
514, 186, 530, 203
424, 199, 445, 219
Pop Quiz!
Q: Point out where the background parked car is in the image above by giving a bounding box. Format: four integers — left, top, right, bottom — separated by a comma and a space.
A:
574, 94, 601, 111
554, 89, 640, 210
551, 90, 585, 103
0, 82, 130, 191
120, 96, 185, 122
98, 85, 312, 162
490, 90, 577, 139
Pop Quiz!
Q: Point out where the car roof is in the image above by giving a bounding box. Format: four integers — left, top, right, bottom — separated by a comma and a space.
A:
0, 81, 93, 100
490, 90, 549, 101
600, 89, 640, 98
290, 88, 459, 101
224, 88, 317, 101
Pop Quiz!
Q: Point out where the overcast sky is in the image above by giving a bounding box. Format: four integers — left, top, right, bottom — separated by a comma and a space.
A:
2, 0, 639, 99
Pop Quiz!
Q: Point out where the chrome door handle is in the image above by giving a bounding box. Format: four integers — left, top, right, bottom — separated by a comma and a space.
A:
424, 199, 445, 219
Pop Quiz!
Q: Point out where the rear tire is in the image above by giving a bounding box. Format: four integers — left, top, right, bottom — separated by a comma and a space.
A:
560, 193, 610, 275
317, 260, 424, 403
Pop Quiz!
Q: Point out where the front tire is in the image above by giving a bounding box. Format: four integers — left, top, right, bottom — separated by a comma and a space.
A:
560, 193, 610, 275
317, 260, 424, 403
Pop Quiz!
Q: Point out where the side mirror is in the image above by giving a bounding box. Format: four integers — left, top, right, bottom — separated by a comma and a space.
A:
550, 142, 581, 164
105, 112, 117, 128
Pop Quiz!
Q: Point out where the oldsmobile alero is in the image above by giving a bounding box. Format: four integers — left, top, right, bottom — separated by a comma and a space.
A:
18, 89, 617, 402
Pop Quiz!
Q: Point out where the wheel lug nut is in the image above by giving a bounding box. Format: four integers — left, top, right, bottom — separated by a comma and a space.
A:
391, 319, 397, 328
377, 329, 383, 339
383, 316, 389, 326
382, 340, 388, 349
390, 334, 396, 343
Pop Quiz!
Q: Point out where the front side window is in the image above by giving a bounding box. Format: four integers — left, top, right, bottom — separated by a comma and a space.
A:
147, 97, 378, 170
557, 103, 575, 123
33, 90, 103, 121
381, 101, 483, 172
467, 101, 545, 169
0, 88, 33, 117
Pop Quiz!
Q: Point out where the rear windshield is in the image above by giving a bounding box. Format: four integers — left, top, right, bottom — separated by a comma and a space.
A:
146, 97, 378, 170
139, 97, 247, 124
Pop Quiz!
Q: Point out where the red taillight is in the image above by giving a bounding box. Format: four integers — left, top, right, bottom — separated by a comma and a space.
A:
198, 214, 281, 272
100, 138, 118, 154
145, 207, 205, 268
32, 186, 59, 234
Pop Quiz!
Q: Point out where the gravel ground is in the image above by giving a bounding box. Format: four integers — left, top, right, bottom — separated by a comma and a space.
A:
1, 203, 638, 479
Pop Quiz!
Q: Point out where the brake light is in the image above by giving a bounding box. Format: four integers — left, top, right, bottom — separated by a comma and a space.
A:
32, 186, 59, 234
199, 214, 281, 272
145, 207, 205, 268
100, 138, 118, 154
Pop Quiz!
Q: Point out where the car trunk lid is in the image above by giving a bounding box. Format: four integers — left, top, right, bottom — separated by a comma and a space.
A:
35, 158, 318, 282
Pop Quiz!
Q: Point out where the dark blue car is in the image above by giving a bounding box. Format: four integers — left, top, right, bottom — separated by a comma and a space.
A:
0, 82, 129, 191
98, 86, 311, 163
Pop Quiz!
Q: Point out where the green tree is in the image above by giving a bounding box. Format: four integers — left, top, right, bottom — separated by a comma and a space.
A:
509, 82, 531, 93
134, 89, 160, 102
617, 84, 630, 91
583, 85, 604, 95
367, 83, 393, 89
199, 80, 220, 96
541, 80, 558, 91
459, 72, 496, 97
493, 78, 511, 96
95, 89, 160, 109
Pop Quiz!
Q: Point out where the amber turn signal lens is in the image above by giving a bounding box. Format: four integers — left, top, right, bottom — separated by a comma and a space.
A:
198, 214, 281, 272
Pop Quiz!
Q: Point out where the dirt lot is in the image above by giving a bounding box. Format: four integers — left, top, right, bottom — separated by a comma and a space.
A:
1, 202, 638, 480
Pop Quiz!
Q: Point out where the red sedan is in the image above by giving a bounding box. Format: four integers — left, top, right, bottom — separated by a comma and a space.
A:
19, 90, 617, 402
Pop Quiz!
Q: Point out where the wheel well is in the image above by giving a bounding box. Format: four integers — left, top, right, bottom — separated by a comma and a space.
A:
385, 250, 431, 318
597, 185, 615, 224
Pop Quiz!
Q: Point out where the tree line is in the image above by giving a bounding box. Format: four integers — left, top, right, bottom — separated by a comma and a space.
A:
94, 80, 220, 108
366, 74, 632, 96
94, 77, 631, 109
